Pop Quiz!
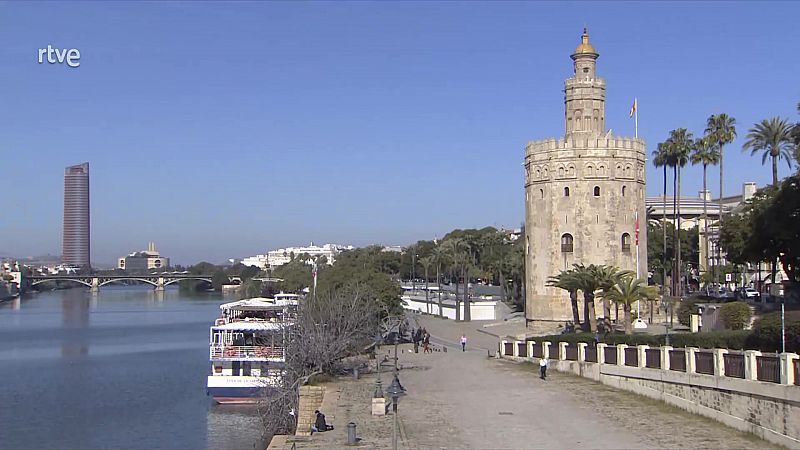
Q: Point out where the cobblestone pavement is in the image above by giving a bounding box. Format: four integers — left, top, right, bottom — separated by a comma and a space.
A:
285, 314, 775, 449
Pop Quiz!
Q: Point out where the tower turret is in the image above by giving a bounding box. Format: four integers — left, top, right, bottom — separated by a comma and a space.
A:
564, 28, 605, 136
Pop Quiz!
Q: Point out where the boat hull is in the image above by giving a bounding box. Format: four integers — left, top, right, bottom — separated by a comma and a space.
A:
207, 375, 276, 404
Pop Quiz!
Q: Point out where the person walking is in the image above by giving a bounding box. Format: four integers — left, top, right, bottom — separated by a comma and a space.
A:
460, 334, 467, 352
539, 357, 548, 380
423, 333, 431, 353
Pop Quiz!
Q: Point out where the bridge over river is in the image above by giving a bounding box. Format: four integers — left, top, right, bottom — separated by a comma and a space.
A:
26, 274, 234, 291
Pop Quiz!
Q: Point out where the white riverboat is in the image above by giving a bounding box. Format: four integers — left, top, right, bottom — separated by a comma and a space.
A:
207, 295, 298, 404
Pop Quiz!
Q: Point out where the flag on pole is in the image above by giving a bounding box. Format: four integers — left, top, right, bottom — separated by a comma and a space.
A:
629, 98, 638, 118
635, 211, 640, 245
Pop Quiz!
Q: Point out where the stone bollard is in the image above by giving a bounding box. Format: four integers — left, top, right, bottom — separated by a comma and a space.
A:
347, 422, 357, 445
372, 397, 386, 416
577, 342, 587, 362
779, 353, 799, 385
353, 366, 360, 380
597, 343, 607, 364
744, 350, 761, 381
685, 347, 698, 374
660, 345, 672, 371
542, 341, 552, 360
713, 348, 727, 377
617, 344, 628, 366
558, 342, 568, 361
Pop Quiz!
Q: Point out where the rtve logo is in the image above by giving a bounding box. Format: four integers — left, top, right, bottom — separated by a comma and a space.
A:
38, 45, 81, 68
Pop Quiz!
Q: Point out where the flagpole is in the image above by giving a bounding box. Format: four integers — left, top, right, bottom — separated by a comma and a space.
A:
636, 210, 641, 320
634, 100, 639, 138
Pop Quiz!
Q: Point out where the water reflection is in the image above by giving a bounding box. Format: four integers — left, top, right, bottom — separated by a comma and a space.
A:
207, 405, 268, 450
61, 289, 90, 358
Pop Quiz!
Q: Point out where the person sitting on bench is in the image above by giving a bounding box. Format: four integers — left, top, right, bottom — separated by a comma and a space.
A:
312, 410, 334, 432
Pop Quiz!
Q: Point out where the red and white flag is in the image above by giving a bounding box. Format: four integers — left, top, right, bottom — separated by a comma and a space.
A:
634, 211, 640, 246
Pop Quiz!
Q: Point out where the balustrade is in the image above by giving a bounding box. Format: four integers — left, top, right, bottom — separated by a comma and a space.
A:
210, 345, 285, 360
503, 342, 514, 356
585, 345, 597, 363
604, 346, 617, 365
695, 350, 714, 375
565, 345, 578, 361
756, 354, 781, 383
645, 348, 661, 369
669, 349, 686, 372
624, 347, 638, 367
723, 352, 745, 378
532, 342, 543, 358
518, 342, 528, 358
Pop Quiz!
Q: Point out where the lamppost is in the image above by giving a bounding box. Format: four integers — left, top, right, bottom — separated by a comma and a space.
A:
411, 252, 417, 292
386, 382, 402, 450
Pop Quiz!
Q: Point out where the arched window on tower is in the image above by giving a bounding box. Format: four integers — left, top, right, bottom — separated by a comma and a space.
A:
622, 185, 627, 196
594, 186, 600, 197
540, 189, 544, 199
621, 233, 631, 253
564, 187, 570, 197
574, 110, 582, 131
561, 234, 574, 253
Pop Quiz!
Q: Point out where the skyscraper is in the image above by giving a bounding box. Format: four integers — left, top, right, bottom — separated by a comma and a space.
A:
63, 162, 90, 268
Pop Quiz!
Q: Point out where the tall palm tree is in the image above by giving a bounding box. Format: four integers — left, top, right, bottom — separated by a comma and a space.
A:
652, 142, 670, 293
419, 256, 434, 315
690, 135, 720, 278
705, 114, 736, 288
667, 128, 693, 297
443, 238, 466, 321
599, 274, 659, 335
432, 244, 447, 318
571, 264, 616, 332
547, 270, 581, 328
743, 117, 795, 187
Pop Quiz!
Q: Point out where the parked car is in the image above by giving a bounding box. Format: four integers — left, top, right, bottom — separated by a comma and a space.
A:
742, 288, 760, 300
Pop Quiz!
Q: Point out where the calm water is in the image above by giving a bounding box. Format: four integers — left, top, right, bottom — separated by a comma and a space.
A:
0, 287, 267, 450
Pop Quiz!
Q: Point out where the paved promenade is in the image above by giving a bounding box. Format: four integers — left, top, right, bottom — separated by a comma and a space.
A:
280, 315, 774, 449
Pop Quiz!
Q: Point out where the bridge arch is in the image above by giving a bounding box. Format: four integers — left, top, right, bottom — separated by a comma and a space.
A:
30, 278, 92, 288
98, 278, 158, 288
162, 277, 212, 287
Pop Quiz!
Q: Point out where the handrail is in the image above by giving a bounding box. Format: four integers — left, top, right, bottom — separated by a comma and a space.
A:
210, 345, 286, 360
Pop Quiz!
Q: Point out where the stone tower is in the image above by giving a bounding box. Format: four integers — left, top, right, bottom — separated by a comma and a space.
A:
523, 29, 647, 330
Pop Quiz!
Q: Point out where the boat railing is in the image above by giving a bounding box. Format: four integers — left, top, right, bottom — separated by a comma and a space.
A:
210, 345, 286, 361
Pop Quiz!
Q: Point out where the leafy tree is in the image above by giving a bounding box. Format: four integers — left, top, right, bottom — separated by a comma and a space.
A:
719, 302, 751, 331
211, 269, 228, 291
599, 274, 658, 335
743, 117, 795, 187
273, 259, 312, 293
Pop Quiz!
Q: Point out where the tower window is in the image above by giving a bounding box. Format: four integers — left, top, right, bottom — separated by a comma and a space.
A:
540, 189, 544, 199
622, 233, 631, 253
564, 187, 570, 197
561, 234, 574, 253
593, 186, 600, 197
583, 67, 589, 73
622, 186, 627, 196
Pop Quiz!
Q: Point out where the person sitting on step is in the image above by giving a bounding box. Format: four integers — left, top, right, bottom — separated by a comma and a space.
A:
312, 410, 334, 433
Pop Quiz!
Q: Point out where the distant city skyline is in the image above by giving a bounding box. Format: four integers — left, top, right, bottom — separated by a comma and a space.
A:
1, 2, 798, 264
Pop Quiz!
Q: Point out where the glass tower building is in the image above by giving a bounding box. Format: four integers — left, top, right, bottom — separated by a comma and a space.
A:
63, 162, 90, 268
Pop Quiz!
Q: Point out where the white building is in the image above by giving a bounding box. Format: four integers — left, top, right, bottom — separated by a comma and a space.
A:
118, 242, 170, 273
240, 243, 353, 269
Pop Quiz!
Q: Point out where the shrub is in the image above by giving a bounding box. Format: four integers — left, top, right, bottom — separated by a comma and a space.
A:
677, 298, 702, 326
751, 310, 800, 353
719, 302, 752, 330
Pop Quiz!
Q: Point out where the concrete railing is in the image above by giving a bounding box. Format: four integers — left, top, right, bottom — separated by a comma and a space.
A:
498, 339, 799, 386
498, 339, 800, 448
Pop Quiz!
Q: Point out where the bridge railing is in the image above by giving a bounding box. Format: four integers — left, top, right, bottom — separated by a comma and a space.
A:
497, 339, 799, 386
210, 345, 286, 361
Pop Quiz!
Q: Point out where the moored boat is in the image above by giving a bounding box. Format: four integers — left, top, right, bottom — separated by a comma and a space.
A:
207, 296, 297, 404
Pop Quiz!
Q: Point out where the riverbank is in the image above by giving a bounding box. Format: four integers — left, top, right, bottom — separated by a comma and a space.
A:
271, 316, 775, 449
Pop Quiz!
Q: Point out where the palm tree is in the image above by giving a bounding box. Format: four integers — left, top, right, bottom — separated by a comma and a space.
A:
443, 238, 466, 321
547, 270, 581, 327
690, 135, 720, 278
589, 264, 628, 321
706, 114, 736, 287
432, 244, 447, 318
666, 128, 693, 297
599, 274, 659, 335
419, 256, 434, 315
571, 264, 619, 332
743, 117, 795, 187
652, 142, 670, 293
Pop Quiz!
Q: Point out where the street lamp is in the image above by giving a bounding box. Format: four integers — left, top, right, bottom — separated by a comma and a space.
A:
386, 378, 404, 450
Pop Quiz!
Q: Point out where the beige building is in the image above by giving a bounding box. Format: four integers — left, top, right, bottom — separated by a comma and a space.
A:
524, 30, 647, 330
118, 242, 170, 273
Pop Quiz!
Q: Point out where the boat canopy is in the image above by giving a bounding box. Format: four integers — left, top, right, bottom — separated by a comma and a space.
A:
211, 321, 284, 331
219, 298, 280, 311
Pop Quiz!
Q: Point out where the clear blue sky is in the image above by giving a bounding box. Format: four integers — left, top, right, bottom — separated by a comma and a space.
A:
1, 2, 798, 265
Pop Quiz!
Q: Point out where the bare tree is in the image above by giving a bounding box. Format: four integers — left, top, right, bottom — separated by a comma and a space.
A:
258, 283, 382, 436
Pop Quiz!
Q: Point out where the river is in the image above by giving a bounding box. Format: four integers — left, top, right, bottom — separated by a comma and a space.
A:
0, 286, 268, 449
